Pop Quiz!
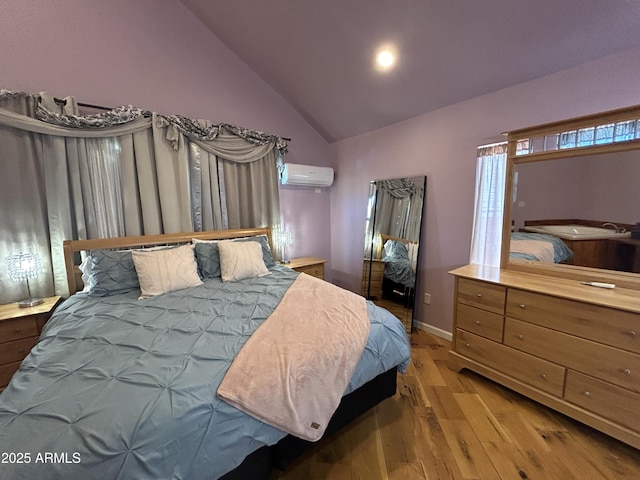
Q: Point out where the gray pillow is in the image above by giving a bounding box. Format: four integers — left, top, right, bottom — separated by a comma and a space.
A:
88, 249, 139, 297
194, 242, 221, 279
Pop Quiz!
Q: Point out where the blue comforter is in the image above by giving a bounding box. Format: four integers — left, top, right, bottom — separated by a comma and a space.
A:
0, 266, 410, 479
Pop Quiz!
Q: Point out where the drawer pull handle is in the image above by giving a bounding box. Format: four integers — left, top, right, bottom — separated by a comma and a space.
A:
584, 391, 591, 397
475, 320, 480, 325
476, 293, 482, 298
517, 334, 524, 340
519, 304, 526, 309
624, 368, 632, 376
465, 343, 470, 348
540, 373, 547, 380
14, 328, 22, 333
626, 330, 637, 338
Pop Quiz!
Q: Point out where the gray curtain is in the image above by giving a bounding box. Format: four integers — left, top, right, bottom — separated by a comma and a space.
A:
0, 90, 286, 303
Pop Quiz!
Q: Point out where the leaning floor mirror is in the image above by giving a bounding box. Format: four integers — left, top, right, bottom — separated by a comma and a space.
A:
362, 176, 427, 333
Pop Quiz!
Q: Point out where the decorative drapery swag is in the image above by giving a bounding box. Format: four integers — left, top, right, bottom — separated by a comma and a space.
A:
376, 178, 418, 198
0, 89, 288, 303
364, 177, 424, 257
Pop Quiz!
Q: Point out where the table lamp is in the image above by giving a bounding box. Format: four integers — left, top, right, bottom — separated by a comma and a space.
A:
6, 252, 44, 307
278, 231, 292, 264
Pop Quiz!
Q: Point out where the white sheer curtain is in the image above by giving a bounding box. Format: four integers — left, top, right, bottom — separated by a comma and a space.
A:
469, 142, 507, 266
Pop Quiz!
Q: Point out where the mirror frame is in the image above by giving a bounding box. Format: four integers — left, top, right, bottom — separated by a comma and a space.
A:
500, 104, 640, 291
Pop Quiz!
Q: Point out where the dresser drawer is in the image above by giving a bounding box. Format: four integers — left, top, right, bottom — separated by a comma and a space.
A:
0, 336, 38, 365
504, 318, 640, 393
457, 278, 505, 314
0, 361, 21, 388
455, 329, 565, 396
456, 303, 504, 342
565, 370, 640, 433
0, 317, 39, 343
506, 289, 640, 354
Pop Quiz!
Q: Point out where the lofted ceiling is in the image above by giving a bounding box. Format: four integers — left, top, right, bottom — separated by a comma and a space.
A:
181, 0, 640, 143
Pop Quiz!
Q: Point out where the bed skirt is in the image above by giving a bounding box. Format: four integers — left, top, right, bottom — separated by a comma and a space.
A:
219, 367, 398, 479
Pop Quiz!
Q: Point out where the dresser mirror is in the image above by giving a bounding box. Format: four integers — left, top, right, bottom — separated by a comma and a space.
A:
362, 176, 427, 332
501, 104, 640, 290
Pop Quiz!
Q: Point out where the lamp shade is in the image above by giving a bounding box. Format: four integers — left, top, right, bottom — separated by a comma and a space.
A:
277, 231, 292, 246
7, 252, 42, 281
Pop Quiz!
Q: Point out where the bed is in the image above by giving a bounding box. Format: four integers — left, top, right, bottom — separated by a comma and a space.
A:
0, 228, 411, 480
509, 231, 573, 263
379, 234, 418, 304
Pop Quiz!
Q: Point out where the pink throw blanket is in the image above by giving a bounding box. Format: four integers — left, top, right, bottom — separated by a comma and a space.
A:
510, 239, 555, 263
217, 273, 370, 441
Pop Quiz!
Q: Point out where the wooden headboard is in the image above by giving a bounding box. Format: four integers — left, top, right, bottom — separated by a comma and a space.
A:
376, 233, 416, 259
63, 227, 272, 296
380, 233, 412, 245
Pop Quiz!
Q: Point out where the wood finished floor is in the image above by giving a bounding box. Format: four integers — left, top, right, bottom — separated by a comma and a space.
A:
271, 329, 640, 480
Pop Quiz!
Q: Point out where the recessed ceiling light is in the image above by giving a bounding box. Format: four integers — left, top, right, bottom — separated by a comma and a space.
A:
377, 50, 394, 67
375, 47, 396, 71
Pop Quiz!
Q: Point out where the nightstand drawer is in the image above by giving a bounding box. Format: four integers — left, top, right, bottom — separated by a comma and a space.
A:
0, 336, 38, 365
0, 317, 39, 343
0, 361, 21, 388
288, 257, 327, 280
295, 263, 324, 279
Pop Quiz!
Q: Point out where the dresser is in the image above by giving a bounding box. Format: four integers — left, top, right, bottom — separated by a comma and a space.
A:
0, 296, 61, 390
448, 264, 640, 450
288, 257, 327, 280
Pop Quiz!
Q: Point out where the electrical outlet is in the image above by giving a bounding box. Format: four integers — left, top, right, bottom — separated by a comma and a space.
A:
423, 293, 431, 304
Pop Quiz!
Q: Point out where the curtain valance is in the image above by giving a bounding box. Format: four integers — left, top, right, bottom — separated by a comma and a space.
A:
0, 89, 289, 161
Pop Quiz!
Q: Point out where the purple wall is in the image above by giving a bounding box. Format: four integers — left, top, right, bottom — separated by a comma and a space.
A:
330, 47, 640, 336
4, 1, 640, 335
0, 0, 332, 263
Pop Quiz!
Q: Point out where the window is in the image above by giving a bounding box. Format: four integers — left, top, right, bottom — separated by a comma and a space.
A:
469, 142, 507, 266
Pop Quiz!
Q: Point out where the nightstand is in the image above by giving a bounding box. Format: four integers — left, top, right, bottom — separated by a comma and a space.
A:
362, 259, 385, 299
0, 296, 62, 389
288, 257, 328, 280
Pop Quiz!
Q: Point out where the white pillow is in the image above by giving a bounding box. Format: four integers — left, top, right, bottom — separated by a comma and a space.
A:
131, 244, 203, 298
218, 240, 270, 282
79, 254, 92, 292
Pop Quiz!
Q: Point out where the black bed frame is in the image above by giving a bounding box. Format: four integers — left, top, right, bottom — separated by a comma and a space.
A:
219, 367, 398, 480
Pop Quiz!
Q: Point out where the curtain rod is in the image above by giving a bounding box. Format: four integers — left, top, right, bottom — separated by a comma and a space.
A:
78, 101, 112, 111
53, 97, 112, 111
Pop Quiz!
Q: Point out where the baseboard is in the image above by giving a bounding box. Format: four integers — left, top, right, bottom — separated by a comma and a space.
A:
413, 321, 452, 341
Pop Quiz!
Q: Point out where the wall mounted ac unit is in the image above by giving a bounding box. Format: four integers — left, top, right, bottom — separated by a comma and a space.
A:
280, 163, 334, 187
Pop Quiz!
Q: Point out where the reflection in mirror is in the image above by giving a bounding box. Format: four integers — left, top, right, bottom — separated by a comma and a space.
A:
508, 151, 640, 272
362, 176, 426, 333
